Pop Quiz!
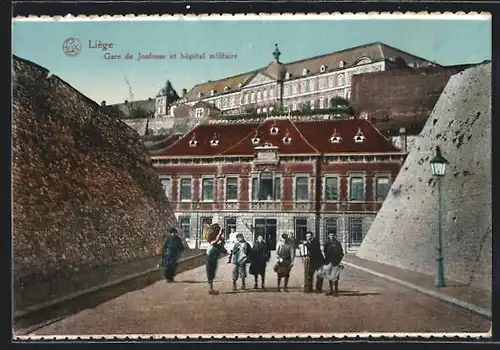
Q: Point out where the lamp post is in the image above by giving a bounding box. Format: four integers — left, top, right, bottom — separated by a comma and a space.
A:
194, 201, 201, 250
430, 146, 449, 288
341, 199, 347, 253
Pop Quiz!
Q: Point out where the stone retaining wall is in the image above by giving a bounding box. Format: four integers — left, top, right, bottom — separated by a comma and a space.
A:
12, 55, 179, 307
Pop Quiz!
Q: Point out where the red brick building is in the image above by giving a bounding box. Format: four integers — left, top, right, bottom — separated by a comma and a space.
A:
150, 117, 406, 251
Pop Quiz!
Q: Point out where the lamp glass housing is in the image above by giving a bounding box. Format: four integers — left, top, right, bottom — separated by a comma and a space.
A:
430, 146, 448, 176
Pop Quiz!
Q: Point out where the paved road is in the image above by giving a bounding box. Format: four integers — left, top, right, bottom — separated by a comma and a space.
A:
24, 253, 490, 336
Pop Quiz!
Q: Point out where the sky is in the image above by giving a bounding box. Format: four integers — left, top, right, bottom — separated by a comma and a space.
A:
12, 17, 491, 105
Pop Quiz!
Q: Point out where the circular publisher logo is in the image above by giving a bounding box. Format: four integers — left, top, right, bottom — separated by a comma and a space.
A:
62, 37, 82, 57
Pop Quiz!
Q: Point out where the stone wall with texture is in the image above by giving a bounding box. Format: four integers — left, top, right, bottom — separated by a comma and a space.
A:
12, 55, 179, 308
356, 63, 491, 292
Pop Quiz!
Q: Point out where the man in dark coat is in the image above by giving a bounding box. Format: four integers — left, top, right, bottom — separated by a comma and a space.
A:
317, 232, 344, 296
249, 235, 271, 289
303, 231, 325, 293
163, 227, 185, 282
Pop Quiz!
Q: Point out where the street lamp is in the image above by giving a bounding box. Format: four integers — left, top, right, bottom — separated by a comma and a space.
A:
430, 146, 449, 288
194, 201, 201, 250
341, 199, 347, 253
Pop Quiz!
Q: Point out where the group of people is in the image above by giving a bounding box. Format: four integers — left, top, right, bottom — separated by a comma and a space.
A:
159, 224, 344, 297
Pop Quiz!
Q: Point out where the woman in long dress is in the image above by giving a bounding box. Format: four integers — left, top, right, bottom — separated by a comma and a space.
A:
274, 233, 295, 292
317, 232, 344, 296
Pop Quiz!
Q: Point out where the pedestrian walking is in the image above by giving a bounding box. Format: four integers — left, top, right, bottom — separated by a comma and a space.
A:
205, 224, 226, 295
229, 233, 253, 291
249, 235, 271, 289
317, 232, 344, 296
303, 231, 325, 293
274, 233, 295, 292
162, 227, 185, 283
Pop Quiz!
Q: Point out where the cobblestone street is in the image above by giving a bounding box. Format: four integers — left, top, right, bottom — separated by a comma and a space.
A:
26, 253, 490, 336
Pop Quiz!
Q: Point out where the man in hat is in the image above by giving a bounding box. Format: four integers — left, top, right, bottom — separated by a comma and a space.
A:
229, 233, 253, 291
303, 231, 325, 293
163, 227, 185, 282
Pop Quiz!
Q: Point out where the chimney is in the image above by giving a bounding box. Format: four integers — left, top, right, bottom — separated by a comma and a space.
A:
101, 101, 106, 107
182, 88, 187, 97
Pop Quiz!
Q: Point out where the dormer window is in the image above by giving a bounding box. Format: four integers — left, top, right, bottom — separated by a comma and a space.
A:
329, 129, 343, 143
189, 134, 199, 147
211, 89, 216, 96
224, 86, 230, 92
320, 65, 327, 73
354, 128, 366, 143
251, 131, 260, 145
198, 92, 203, 98
285, 72, 291, 80
339, 60, 345, 68
282, 130, 292, 145
210, 133, 220, 147
238, 83, 243, 88
269, 123, 279, 135
302, 68, 308, 76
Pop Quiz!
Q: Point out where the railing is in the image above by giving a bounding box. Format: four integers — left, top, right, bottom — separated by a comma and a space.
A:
250, 201, 282, 210
170, 200, 382, 212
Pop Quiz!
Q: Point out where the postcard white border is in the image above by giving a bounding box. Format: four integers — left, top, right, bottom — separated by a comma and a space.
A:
13, 332, 492, 340
12, 12, 492, 22
11, 10, 492, 341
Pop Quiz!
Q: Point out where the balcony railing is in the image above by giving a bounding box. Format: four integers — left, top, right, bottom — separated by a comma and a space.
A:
170, 200, 382, 212
250, 201, 282, 210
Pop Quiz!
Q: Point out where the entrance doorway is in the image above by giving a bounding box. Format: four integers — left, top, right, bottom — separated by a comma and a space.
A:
254, 218, 277, 251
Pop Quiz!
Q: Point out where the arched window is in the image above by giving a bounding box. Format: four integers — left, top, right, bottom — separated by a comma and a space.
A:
338, 74, 344, 86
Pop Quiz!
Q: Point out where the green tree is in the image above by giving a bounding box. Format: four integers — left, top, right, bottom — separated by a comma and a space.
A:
329, 96, 354, 117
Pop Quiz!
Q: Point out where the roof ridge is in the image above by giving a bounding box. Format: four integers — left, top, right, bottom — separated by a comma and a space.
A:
288, 118, 320, 154
218, 119, 268, 156
184, 42, 386, 95
360, 118, 399, 150
163, 124, 200, 152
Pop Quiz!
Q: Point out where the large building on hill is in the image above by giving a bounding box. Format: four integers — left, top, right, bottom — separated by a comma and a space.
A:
149, 117, 406, 252
159, 42, 438, 120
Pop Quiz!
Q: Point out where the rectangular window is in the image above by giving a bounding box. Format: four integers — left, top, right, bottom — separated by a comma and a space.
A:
319, 96, 325, 109
292, 84, 298, 95
292, 102, 298, 111
324, 217, 338, 238
325, 176, 339, 201
202, 178, 214, 201
376, 177, 391, 202
180, 178, 192, 201
179, 216, 191, 239
348, 217, 363, 246
295, 176, 309, 201
200, 217, 213, 242
294, 217, 308, 242
252, 173, 281, 200
349, 176, 364, 201
284, 85, 290, 96
224, 217, 237, 239
226, 177, 238, 200
160, 178, 171, 199
195, 108, 204, 119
